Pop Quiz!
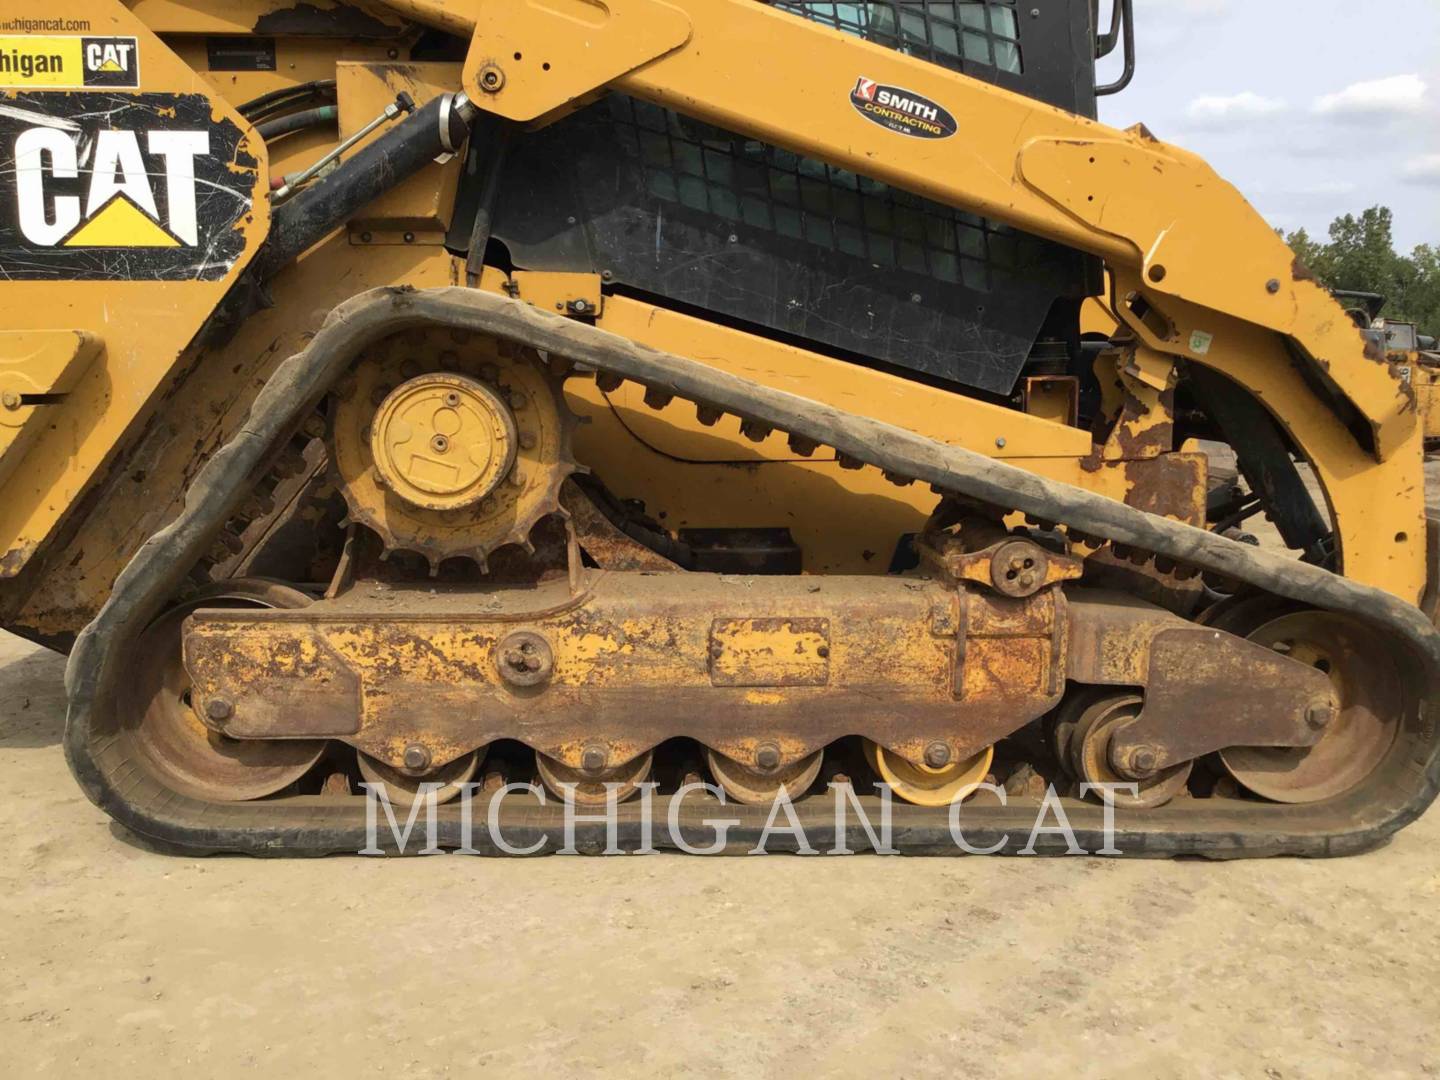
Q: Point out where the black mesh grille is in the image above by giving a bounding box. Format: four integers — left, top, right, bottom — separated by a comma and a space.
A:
487, 0, 1098, 392
615, 95, 1050, 294
771, 1, 1024, 75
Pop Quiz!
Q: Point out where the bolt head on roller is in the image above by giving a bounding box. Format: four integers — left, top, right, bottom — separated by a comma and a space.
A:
580, 745, 609, 774
369, 374, 517, 512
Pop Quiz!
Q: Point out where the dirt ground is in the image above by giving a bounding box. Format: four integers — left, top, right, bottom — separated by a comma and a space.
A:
3, 466, 1440, 1077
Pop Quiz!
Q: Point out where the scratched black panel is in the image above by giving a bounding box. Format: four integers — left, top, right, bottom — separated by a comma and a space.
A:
0, 92, 257, 281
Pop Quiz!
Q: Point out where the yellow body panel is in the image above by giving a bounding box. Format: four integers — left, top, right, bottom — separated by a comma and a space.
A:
0, 0, 1427, 643
1415, 364, 1440, 443
386, 0, 1424, 599
0, 1, 269, 576
0, 331, 101, 490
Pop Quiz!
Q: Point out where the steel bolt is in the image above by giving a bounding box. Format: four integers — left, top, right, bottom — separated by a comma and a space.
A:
402, 744, 432, 771
924, 741, 952, 769
496, 631, 554, 687
1129, 746, 1159, 776
755, 743, 781, 771
430, 434, 450, 454
479, 64, 506, 92
2, 391, 21, 410
580, 745, 609, 774
519, 432, 538, 450
205, 698, 234, 723
1306, 702, 1335, 729
1266, 278, 1281, 294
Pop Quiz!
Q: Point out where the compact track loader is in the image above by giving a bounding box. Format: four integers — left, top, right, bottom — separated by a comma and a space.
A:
1, 0, 1437, 855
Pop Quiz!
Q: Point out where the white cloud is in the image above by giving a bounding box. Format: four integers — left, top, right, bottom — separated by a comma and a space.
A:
1313, 74, 1428, 119
1186, 91, 1288, 126
1402, 154, 1440, 186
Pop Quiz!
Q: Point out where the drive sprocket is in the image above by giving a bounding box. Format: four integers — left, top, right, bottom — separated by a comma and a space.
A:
328, 328, 578, 572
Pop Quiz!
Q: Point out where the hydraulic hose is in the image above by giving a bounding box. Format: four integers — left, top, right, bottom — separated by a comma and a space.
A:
254, 93, 476, 280
255, 105, 338, 141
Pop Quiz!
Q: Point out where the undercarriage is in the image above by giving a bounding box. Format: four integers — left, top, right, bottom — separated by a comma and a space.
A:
62, 289, 1438, 857
1, 1, 1435, 856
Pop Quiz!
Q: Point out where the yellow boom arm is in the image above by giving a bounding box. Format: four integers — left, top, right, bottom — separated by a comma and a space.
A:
373, 0, 1428, 601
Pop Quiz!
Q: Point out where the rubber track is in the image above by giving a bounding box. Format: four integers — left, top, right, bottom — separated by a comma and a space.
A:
63, 287, 1440, 857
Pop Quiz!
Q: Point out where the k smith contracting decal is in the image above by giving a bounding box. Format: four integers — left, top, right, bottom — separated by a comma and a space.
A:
0, 92, 258, 280
850, 76, 957, 140
0, 36, 140, 89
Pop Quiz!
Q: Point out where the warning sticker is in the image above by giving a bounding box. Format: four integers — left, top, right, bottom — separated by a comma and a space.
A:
850, 76, 957, 140
0, 93, 258, 280
0, 36, 140, 89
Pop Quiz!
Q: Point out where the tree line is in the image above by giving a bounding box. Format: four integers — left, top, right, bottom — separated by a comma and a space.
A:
1285, 206, 1438, 339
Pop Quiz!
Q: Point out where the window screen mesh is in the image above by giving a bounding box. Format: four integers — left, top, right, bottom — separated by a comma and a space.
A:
605, 2, 1040, 295
626, 153, 1040, 294
772, 2, 1024, 74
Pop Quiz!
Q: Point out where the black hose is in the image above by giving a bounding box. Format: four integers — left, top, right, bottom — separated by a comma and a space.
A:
239, 79, 337, 120
254, 94, 473, 281
255, 105, 338, 141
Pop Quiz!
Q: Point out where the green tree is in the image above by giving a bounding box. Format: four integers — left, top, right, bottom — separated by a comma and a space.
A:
1284, 206, 1438, 338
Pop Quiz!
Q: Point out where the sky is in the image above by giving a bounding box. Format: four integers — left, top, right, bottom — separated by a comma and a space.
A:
1095, 0, 1440, 252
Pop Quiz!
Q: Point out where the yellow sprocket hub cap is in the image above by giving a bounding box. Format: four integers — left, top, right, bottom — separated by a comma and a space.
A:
370, 374, 517, 512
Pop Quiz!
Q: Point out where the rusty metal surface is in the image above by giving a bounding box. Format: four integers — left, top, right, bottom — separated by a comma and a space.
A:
704, 746, 823, 805
1064, 588, 1188, 686
1219, 610, 1403, 804
708, 617, 830, 687
122, 581, 327, 802
180, 570, 1067, 773
1070, 692, 1193, 810
1111, 625, 1337, 772
558, 479, 680, 572
916, 533, 1083, 598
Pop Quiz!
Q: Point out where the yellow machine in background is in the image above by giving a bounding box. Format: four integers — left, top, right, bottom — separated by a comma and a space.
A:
0, 0, 1436, 855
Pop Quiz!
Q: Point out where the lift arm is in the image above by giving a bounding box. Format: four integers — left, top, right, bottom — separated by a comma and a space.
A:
380, 0, 1426, 601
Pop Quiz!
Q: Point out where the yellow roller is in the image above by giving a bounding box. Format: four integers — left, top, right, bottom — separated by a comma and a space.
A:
863, 741, 993, 807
